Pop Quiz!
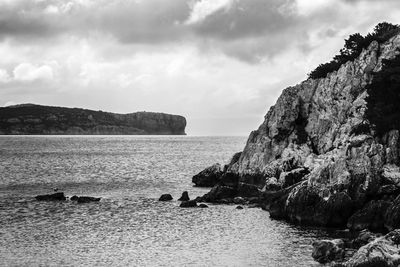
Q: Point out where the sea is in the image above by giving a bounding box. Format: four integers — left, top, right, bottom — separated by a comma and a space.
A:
0, 136, 345, 266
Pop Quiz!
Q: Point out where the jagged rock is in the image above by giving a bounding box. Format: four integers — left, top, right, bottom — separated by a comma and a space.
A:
382, 164, 400, 187
179, 200, 197, 208
195, 31, 400, 228
285, 185, 354, 227
192, 163, 223, 187
347, 200, 391, 232
35, 192, 66, 201
77, 196, 101, 203
279, 168, 309, 188
312, 239, 345, 263
159, 194, 173, 201
265, 177, 281, 191
198, 204, 208, 208
178, 191, 190, 201
237, 183, 260, 197
351, 230, 379, 249
344, 230, 400, 267
200, 185, 237, 203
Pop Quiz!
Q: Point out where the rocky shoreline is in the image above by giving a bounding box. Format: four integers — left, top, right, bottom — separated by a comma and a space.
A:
186, 29, 400, 266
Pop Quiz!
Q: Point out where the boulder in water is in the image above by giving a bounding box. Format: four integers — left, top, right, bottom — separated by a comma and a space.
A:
178, 191, 190, 201
35, 192, 66, 201
198, 203, 209, 208
77, 196, 101, 203
179, 200, 197, 208
159, 194, 173, 201
192, 163, 223, 187
70, 195, 79, 201
311, 239, 345, 263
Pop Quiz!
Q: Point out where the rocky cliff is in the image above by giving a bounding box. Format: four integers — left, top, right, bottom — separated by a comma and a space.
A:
195, 30, 400, 230
0, 104, 186, 135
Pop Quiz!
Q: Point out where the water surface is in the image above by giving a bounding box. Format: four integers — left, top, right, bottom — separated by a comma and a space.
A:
0, 136, 337, 266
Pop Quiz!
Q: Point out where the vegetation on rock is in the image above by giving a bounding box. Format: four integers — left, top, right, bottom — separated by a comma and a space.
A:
308, 22, 400, 79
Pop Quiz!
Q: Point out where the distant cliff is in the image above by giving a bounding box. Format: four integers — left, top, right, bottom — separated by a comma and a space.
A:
0, 104, 186, 135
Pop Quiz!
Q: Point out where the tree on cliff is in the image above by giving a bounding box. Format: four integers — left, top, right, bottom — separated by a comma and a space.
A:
309, 22, 400, 79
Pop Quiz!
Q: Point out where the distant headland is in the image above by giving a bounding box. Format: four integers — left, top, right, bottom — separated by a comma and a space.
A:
0, 104, 186, 135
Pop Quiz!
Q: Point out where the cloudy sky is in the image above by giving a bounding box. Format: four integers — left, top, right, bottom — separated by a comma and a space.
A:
0, 0, 399, 135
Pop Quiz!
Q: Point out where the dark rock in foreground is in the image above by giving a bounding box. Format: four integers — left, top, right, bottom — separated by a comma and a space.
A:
35, 192, 66, 201
159, 194, 173, 201
178, 191, 190, 201
179, 200, 197, 208
192, 163, 223, 187
312, 239, 345, 263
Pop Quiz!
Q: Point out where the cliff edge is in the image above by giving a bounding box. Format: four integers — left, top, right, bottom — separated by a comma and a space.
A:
195, 24, 400, 232
0, 104, 186, 135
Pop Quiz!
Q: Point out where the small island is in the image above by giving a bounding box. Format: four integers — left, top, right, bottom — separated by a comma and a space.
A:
0, 104, 186, 135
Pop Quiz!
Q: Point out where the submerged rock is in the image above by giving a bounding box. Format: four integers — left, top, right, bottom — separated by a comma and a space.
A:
178, 191, 190, 201
35, 192, 66, 201
312, 239, 345, 263
179, 200, 197, 208
192, 163, 223, 187
159, 194, 173, 201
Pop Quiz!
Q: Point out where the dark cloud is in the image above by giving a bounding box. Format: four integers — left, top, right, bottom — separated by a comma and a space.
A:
1, 0, 400, 63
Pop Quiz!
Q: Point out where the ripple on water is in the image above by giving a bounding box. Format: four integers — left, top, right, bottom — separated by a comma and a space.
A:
0, 136, 337, 266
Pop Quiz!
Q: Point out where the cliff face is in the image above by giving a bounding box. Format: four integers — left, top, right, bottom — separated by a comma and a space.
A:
0, 104, 186, 135
197, 32, 400, 230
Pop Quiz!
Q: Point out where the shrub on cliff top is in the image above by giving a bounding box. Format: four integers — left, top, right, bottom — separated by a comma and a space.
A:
308, 22, 400, 80
366, 54, 400, 136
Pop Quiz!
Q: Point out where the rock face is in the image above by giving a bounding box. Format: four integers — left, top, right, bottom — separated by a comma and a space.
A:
197, 33, 400, 228
0, 104, 186, 135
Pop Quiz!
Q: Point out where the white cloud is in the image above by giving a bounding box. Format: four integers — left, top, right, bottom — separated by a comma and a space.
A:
13, 63, 54, 82
186, 0, 233, 24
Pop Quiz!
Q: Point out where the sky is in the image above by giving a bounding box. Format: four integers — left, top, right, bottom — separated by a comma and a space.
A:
0, 0, 400, 135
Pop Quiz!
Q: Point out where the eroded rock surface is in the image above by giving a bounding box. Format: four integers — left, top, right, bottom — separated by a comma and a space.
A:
197, 33, 400, 229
